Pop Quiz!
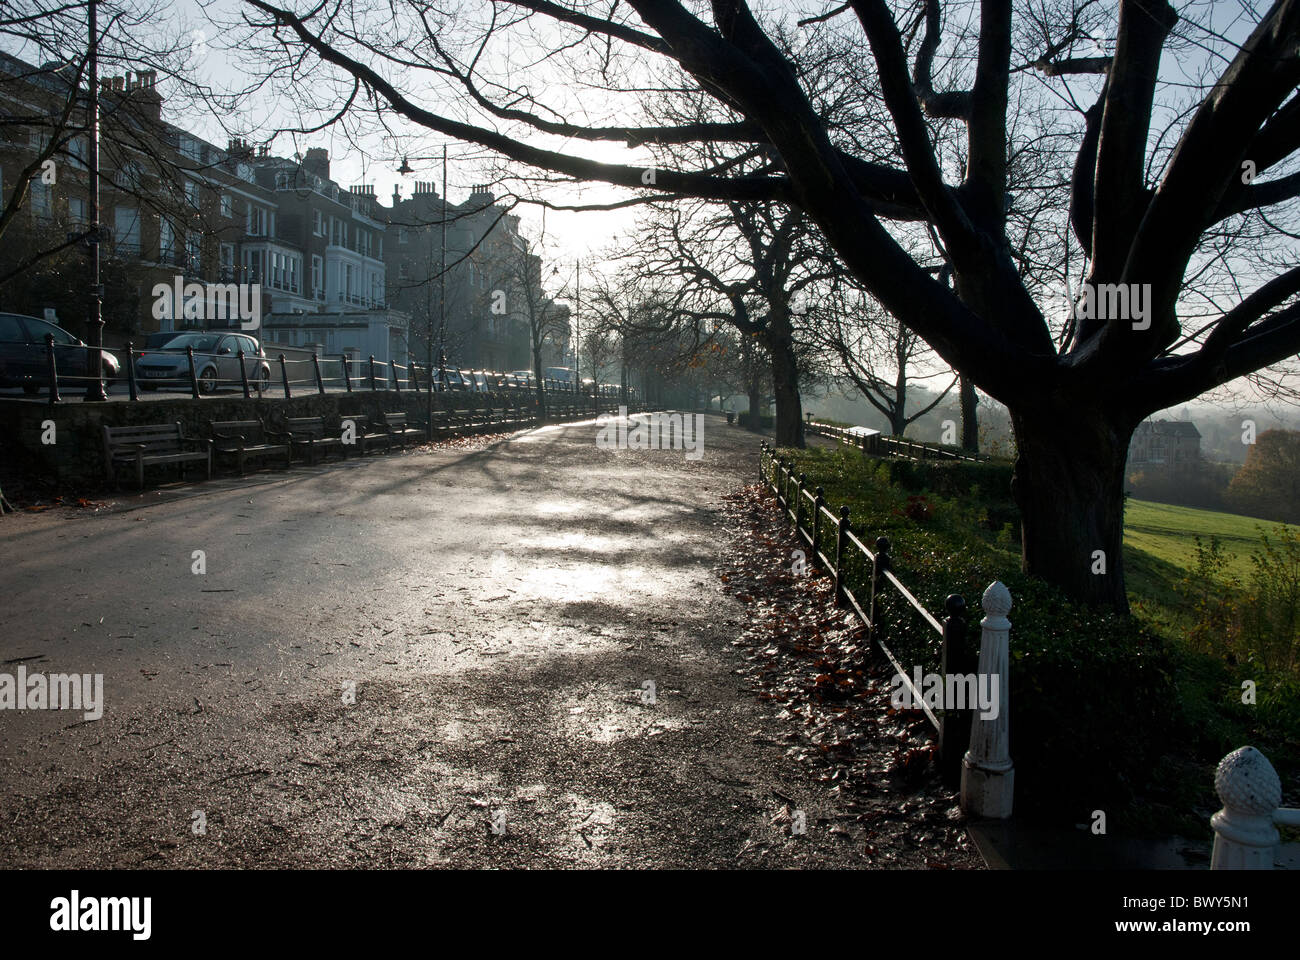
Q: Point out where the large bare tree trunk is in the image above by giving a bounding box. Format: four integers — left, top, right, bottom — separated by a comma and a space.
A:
1011, 409, 1134, 611
767, 304, 804, 447
960, 376, 979, 452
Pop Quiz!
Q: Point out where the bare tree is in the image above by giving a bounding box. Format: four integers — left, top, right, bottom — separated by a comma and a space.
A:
820, 290, 957, 437
234, 0, 1300, 611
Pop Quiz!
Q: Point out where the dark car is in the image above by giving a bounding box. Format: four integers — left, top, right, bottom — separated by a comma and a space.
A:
134, 331, 270, 394
0, 312, 120, 395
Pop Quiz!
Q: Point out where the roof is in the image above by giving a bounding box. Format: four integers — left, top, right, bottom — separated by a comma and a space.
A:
1135, 419, 1201, 438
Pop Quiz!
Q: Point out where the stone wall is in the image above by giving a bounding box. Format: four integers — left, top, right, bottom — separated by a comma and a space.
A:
0, 389, 607, 488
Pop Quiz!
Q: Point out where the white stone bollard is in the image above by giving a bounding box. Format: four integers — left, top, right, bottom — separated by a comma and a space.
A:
1210, 746, 1300, 869
960, 581, 1014, 819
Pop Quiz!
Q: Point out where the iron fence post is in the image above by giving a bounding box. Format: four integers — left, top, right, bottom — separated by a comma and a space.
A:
869, 535, 891, 650
812, 486, 824, 564
44, 334, 60, 404
834, 505, 849, 606
125, 341, 137, 401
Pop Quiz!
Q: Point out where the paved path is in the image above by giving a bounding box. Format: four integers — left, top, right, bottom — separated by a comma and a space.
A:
0, 414, 879, 867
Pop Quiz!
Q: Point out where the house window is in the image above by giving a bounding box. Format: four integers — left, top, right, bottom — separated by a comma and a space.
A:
398, 226, 407, 245
67, 136, 88, 169
247, 205, 267, 237
114, 205, 140, 255
30, 182, 52, 219
186, 233, 201, 272
118, 161, 143, 191
311, 255, 322, 297
67, 195, 86, 225
220, 243, 235, 277
242, 247, 265, 282
313, 210, 325, 236
159, 219, 176, 260
185, 180, 200, 210
220, 194, 232, 218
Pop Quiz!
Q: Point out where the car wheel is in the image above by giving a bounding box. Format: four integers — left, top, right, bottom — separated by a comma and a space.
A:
21, 383, 39, 396
198, 366, 218, 395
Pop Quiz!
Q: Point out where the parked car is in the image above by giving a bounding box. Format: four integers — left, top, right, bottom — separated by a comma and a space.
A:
0, 312, 119, 394
142, 331, 185, 351
133, 331, 270, 394
429, 367, 471, 391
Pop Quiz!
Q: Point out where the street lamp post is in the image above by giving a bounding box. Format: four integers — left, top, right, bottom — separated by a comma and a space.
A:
399, 147, 449, 434
439, 145, 447, 390
83, 0, 107, 401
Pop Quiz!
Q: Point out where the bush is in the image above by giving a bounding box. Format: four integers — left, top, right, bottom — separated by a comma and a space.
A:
738, 411, 774, 429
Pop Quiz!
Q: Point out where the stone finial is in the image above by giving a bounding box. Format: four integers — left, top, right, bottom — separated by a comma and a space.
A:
981, 580, 1012, 619
1215, 746, 1282, 816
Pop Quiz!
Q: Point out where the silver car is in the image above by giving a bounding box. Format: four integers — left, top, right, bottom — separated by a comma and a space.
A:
134, 332, 271, 394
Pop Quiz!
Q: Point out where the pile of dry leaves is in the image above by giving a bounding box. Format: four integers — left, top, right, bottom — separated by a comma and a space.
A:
716, 483, 981, 868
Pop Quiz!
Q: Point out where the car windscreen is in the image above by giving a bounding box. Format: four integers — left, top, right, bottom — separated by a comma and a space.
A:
156, 334, 220, 351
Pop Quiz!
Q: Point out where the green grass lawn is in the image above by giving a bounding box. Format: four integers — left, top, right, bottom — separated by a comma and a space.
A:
1124, 497, 1292, 586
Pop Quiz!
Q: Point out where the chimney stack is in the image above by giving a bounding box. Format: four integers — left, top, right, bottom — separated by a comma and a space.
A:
302, 147, 330, 181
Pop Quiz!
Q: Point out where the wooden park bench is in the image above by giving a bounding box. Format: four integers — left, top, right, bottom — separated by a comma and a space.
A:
426, 407, 454, 438
103, 422, 212, 490
208, 419, 292, 475
381, 412, 425, 447
283, 416, 347, 465
338, 414, 390, 455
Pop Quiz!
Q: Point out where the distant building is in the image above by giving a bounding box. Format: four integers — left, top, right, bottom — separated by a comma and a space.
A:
1128, 420, 1202, 472
0, 53, 560, 372
383, 181, 568, 372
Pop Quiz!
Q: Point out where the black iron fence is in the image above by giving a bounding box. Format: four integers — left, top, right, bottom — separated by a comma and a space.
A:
17, 337, 614, 413
759, 440, 979, 785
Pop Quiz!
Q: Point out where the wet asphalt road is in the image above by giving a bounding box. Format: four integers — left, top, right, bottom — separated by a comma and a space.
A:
0, 414, 888, 868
